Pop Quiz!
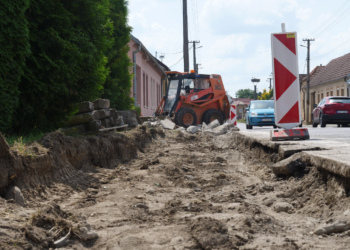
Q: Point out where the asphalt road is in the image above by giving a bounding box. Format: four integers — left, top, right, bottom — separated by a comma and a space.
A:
237, 122, 350, 143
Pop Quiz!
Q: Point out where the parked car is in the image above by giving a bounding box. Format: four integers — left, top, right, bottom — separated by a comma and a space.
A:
312, 96, 350, 128
245, 100, 276, 129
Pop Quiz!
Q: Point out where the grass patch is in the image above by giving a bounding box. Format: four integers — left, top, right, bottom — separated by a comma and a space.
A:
4, 132, 45, 146
237, 119, 245, 123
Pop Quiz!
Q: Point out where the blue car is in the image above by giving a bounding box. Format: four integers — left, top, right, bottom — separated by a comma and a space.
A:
245, 100, 276, 129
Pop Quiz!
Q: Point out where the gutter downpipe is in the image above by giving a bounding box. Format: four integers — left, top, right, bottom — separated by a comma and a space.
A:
133, 41, 141, 106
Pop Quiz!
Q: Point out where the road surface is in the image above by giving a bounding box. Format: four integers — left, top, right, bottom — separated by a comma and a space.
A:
237, 122, 350, 142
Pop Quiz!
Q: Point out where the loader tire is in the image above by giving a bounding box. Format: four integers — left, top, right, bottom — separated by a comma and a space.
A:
202, 109, 224, 125
175, 108, 197, 128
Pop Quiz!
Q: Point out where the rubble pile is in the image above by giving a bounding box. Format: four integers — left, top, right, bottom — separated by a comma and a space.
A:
63, 99, 140, 134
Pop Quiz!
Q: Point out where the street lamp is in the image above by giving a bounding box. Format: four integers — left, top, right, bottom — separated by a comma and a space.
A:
251, 77, 260, 100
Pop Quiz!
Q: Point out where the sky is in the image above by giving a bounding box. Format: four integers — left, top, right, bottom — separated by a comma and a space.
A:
128, 0, 350, 97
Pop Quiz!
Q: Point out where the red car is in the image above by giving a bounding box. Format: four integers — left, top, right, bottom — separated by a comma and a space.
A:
312, 96, 350, 127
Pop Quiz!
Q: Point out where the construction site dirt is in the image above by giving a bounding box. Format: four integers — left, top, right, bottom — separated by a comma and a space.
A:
2, 126, 350, 249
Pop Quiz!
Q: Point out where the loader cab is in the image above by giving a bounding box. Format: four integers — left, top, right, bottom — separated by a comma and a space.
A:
163, 73, 211, 114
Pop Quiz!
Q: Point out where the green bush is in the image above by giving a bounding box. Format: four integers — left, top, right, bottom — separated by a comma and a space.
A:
102, 0, 133, 110
13, 0, 112, 133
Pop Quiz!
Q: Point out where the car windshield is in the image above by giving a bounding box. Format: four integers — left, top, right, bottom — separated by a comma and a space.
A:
250, 101, 274, 109
329, 98, 350, 104
164, 79, 179, 111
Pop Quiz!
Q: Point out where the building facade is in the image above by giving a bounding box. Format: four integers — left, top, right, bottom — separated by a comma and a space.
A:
301, 53, 350, 123
128, 35, 170, 117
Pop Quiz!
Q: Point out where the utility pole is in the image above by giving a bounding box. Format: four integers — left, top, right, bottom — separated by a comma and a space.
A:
189, 41, 200, 74
267, 77, 272, 91
183, 0, 189, 73
302, 38, 315, 124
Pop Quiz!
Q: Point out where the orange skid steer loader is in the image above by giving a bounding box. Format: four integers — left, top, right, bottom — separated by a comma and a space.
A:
155, 71, 230, 128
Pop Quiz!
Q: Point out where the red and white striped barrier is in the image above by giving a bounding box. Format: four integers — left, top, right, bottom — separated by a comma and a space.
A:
271, 32, 301, 129
228, 104, 237, 126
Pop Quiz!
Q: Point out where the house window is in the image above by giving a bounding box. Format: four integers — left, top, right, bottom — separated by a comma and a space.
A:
326, 91, 329, 97
341, 88, 344, 96
321, 92, 324, 99
330, 90, 333, 96
143, 73, 146, 106
318, 94, 320, 103
337, 88, 340, 96
146, 75, 149, 107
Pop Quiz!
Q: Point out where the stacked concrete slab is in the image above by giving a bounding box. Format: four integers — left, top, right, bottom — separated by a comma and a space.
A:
63, 99, 124, 134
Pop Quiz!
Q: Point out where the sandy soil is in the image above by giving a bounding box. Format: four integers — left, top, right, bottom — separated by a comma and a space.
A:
2, 128, 350, 249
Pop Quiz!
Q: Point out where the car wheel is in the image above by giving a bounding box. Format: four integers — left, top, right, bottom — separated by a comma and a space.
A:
320, 113, 326, 128
273, 125, 277, 129
312, 115, 318, 128
342, 123, 349, 127
246, 120, 252, 129
337, 124, 341, 127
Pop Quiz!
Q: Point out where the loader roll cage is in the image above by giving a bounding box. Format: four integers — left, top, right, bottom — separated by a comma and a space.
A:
162, 73, 211, 116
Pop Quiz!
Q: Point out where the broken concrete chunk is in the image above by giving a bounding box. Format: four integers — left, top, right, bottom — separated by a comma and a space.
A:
207, 119, 220, 130
273, 202, 293, 213
160, 119, 176, 130
85, 120, 101, 132
201, 122, 208, 132
177, 127, 186, 132
101, 118, 112, 128
5, 186, 25, 206
187, 126, 199, 134
271, 152, 307, 176
74, 101, 94, 115
212, 123, 230, 135
114, 117, 124, 126
67, 112, 98, 126
118, 110, 139, 127
314, 221, 350, 235
109, 108, 118, 119
79, 223, 99, 241
93, 99, 110, 110
93, 109, 110, 120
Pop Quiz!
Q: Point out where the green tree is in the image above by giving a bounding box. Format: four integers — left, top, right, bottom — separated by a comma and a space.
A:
258, 89, 273, 100
0, 0, 30, 132
13, 0, 112, 133
102, 0, 133, 110
235, 89, 255, 99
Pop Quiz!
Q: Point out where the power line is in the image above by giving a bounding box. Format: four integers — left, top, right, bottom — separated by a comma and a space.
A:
313, 2, 350, 38
313, 37, 350, 59
310, 0, 349, 37
169, 46, 193, 68
159, 50, 183, 55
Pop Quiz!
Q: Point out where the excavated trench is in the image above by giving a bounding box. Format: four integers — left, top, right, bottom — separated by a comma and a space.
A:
2, 128, 350, 249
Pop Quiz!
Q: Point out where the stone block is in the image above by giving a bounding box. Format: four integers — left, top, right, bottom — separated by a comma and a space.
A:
74, 101, 94, 115
85, 120, 101, 132
101, 118, 112, 128
67, 112, 98, 126
93, 109, 110, 120
62, 124, 87, 135
109, 108, 118, 118
207, 119, 220, 130
93, 99, 110, 110
5, 186, 25, 207
118, 110, 139, 128
114, 117, 124, 126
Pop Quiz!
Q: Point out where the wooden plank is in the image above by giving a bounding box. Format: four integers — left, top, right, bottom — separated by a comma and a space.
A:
99, 124, 129, 132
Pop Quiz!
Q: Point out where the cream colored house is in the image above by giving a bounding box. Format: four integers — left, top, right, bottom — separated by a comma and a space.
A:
301, 53, 350, 123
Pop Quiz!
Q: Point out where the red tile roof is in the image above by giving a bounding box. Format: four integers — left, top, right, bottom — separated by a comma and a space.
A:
302, 65, 325, 82
310, 53, 350, 87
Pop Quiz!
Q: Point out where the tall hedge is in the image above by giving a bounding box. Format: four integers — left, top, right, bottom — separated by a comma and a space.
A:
0, 0, 30, 132
13, 0, 112, 132
102, 0, 133, 110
